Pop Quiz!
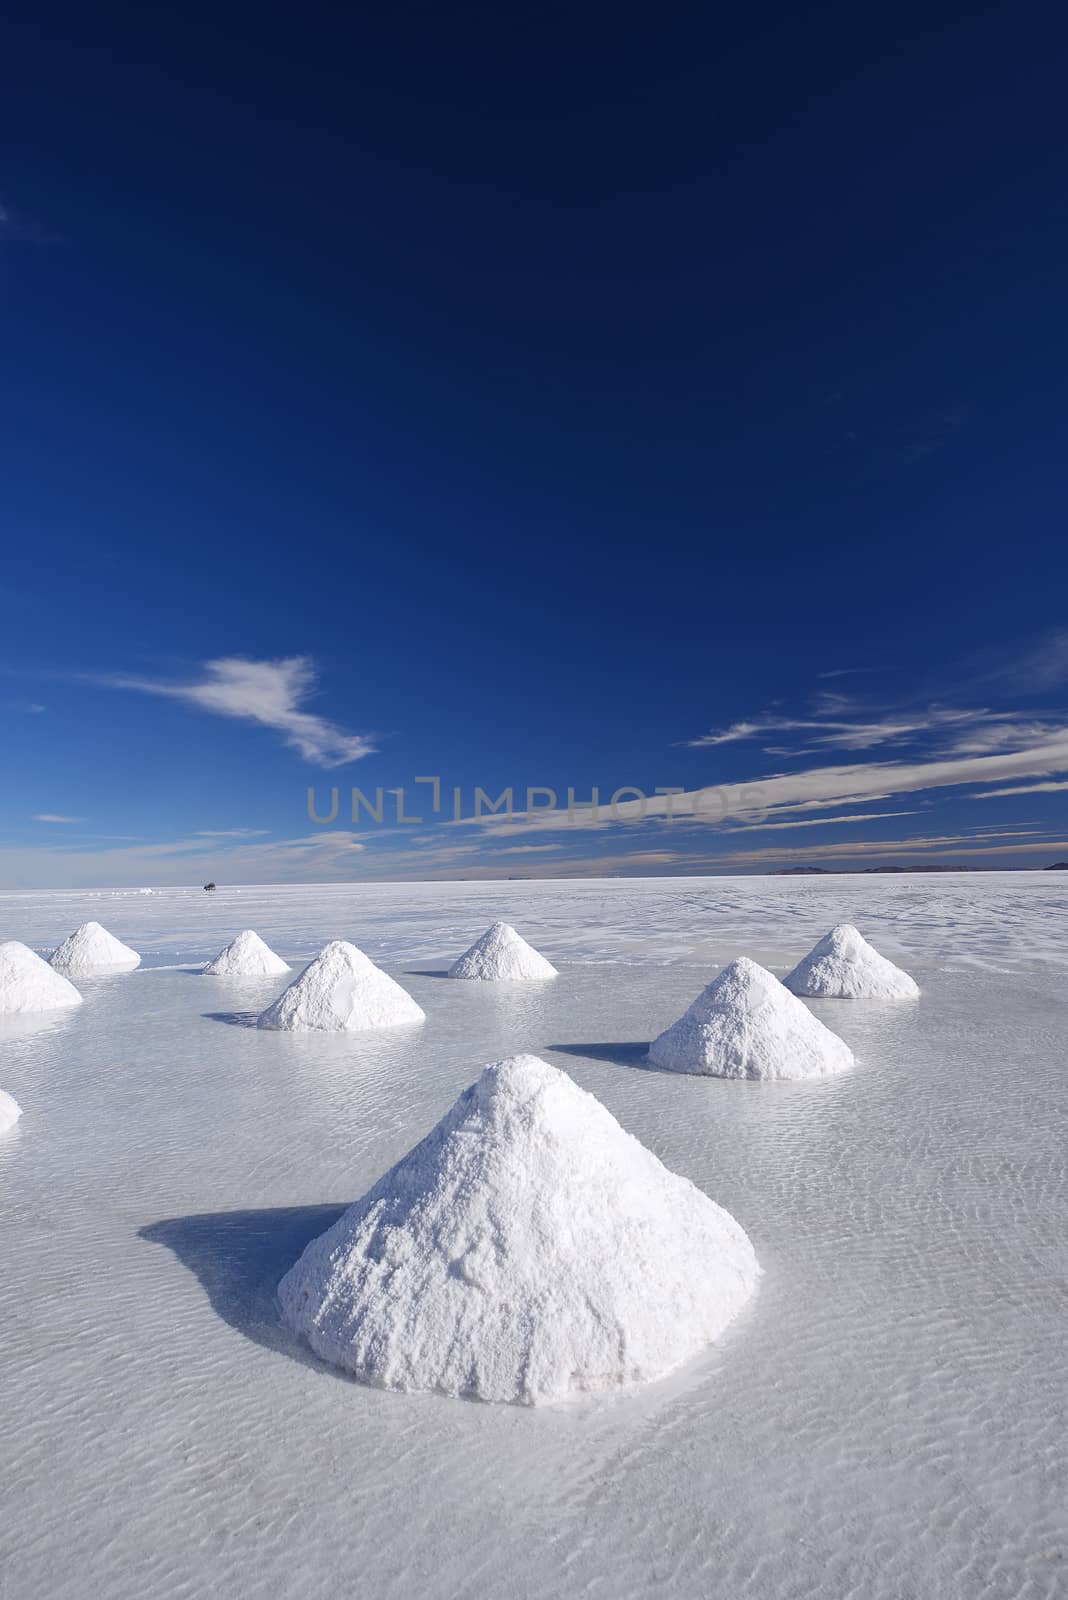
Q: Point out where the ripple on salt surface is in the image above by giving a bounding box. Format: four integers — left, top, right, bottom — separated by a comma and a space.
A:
0, 1005, 83, 1044
0, 885, 1066, 1599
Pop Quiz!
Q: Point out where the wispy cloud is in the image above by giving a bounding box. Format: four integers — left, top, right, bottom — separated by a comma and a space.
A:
724, 809, 918, 833
744, 792, 895, 816
942, 721, 1059, 755
193, 828, 271, 838
32, 814, 83, 824
971, 780, 1068, 800
3, 812, 1065, 889
94, 657, 374, 767
674, 642, 1068, 853
363, 829, 1063, 879
686, 707, 1040, 754
965, 628, 1068, 695
454, 732, 1068, 837
670, 832, 1068, 871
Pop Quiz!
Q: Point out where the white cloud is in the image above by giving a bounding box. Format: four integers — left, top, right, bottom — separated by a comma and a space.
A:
971, 780, 1068, 800
943, 721, 1059, 755
725, 810, 918, 833
744, 792, 896, 816
33, 814, 83, 824
688, 719, 788, 748
96, 657, 374, 767
697, 831, 1068, 869
3, 811, 1065, 889
686, 707, 1037, 754
455, 730, 1068, 837
717, 734, 1068, 815
193, 828, 271, 838
361, 830, 1064, 880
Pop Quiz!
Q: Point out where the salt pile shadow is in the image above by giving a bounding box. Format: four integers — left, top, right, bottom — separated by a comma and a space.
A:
202, 1010, 262, 1028
548, 1041, 661, 1071
140, 1205, 348, 1368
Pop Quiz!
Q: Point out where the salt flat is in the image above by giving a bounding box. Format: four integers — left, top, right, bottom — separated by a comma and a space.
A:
0, 873, 1065, 1599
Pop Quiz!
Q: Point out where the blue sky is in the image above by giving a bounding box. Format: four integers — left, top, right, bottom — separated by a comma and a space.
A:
2, 1, 1067, 886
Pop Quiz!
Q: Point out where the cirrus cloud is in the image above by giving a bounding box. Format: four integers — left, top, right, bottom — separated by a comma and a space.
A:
93, 656, 374, 768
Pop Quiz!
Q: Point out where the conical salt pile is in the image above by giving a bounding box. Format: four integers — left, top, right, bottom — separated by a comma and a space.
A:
49, 921, 140, 975
448, 921, 558, 981
278, 1052, 759, 1404
784, 923, 919, 1000
649, 956, 853, 1080
0, 941, 83, 1015
203, 929, 290, 977
257, 940, 425, 1032
0, 1089, 22, 1135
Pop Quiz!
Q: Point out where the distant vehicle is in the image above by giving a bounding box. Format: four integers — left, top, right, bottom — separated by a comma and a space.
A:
204, 882, 217, 892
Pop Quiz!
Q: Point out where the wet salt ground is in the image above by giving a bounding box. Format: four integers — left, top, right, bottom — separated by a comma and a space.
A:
0, 876, 1066, 1600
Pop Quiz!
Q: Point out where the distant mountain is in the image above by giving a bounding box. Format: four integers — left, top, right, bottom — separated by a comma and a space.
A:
1046, 861, 1068, 870
862, 864, 970, 874
770, 863, 978, 876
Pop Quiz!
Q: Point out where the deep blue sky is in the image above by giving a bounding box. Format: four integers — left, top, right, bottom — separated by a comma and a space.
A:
2, 0, 1067, 885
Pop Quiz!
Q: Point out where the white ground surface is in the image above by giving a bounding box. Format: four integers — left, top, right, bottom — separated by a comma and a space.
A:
0, 872, 1065, 1600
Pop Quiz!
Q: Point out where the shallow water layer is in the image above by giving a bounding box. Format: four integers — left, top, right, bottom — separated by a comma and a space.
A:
0, 875, 1065, 1599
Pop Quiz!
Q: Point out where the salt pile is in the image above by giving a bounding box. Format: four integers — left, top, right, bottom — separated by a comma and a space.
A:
649, 956, 853, 1080
0, 941, 83, 1015
0, 1089, 22, 1135
49, 922, 140, 975
257, 940, 425, 1032
278, 1052, 759, 1404
785, 923, 920, 999
447, 921, 558, 981
203, 929, 290, 977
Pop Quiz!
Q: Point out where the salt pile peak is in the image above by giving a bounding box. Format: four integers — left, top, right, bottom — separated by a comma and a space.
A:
49, 922, 140, 975
448, 921, 558, 981
0, 1089, 22, 1135
649, 956, 853, 1080
0, 941, 83, 1015
203, 930, 290, 977
278, 1052, 759, 1404
785, 923, 920, 999
257, 939, 425, 1032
